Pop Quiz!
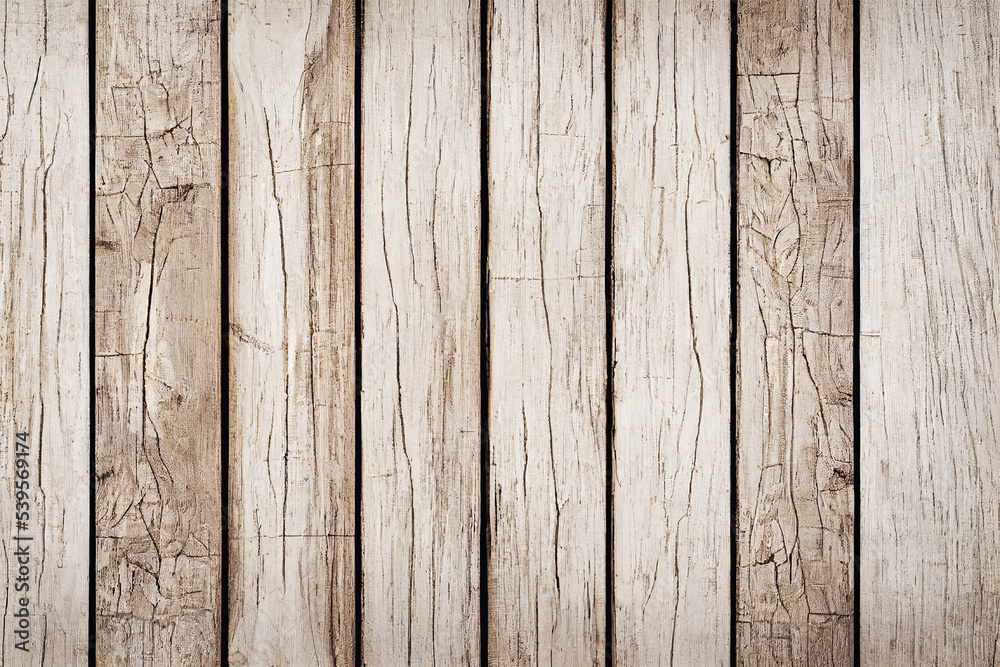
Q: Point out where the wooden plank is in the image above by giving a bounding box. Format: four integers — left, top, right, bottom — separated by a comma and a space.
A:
861, 0, 1000, 663
227, 2, 355, 665
94, 0, 222, 663
0, 0, 89, 663
736, 0, 854, 664
487, 0, 606, 662
611, 1, 730, 663
360, 0, 481, 662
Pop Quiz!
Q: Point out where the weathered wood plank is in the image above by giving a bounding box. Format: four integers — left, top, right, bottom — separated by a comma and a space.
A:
227, 1, 355, 665
487, 0, 606, 662
612, 1, 731, 663
360, 0, 481, 662
0, 0, 89, 663
861, 0, 1000, 663
736, 0, 854, 664
94, 0, 222, 663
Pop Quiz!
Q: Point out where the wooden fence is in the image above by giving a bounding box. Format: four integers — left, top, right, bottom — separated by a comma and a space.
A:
2, 0, 998, 664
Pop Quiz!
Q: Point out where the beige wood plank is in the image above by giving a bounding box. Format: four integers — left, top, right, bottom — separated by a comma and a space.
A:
360, 0, 481, 662
612, 1, 731, 663
736, 0, 854, 664
227, 1, 356, 665
94, 0, 222, 663
861, 0, 1000, 663
0, 0, 89, 663
487, 0, 606, 662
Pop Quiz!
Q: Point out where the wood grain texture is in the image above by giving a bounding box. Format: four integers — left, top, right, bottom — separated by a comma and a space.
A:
487, 0, 606, 662
862, 0, 1000, 663
612, 1, 730, 664
94, 0, 222, 663
736, 0, 854, 664
227, 2, 355, 665
360, 0, 481, 662
0, 0, 89, 663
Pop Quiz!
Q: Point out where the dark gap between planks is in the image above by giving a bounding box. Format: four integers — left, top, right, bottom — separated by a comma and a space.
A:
88, 0, 98, 662
852, 0, 862, 660
479, 0, 492, 664
220, 1, 232, 664
604, 0, 616, 662
729, 1, 739, 664
354, 0, 365, 663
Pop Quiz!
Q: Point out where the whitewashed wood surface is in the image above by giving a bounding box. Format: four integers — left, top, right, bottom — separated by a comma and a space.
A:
0, 0, 90, 664
361, 0, 482, 663
9, 0, 1000, 664
612, 1, 732, 664
862, 0, 1000, 664
488, 0, 607, 663
228, 1, 356, 664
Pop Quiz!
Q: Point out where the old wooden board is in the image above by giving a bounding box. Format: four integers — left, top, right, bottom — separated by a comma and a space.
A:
227, 1, 356, 664
861, 0, 1000, 663
360, 0, 482, 662
736, 0, 854, 664
612, 1, 731, 664
487, 0, 607, 663
0, 0, 90, 663
94, 0, 223, 663
26, 1, 1000, 663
